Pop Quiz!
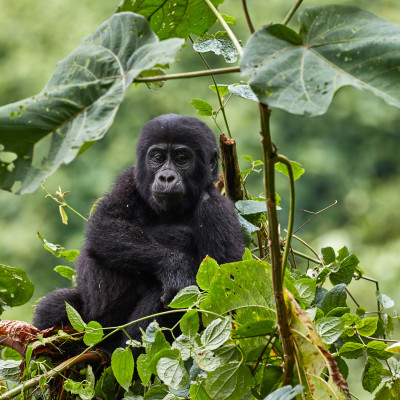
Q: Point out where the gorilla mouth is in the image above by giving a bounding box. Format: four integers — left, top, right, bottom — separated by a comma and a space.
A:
153, 191, 184, 210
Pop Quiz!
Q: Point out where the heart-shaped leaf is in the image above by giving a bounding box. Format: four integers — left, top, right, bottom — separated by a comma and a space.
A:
241, 6, 400, 116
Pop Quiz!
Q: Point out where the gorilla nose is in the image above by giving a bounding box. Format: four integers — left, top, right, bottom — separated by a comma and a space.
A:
159, 171, 176, 183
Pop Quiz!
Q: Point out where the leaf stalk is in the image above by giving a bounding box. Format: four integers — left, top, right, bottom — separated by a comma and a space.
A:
274, 155, 295, 280
133, 66, 240, 83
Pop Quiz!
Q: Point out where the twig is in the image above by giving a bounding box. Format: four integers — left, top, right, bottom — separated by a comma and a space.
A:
293, 200, 337, 235
0, 352, 103, 400
360, 275, 383, 327
282, 0, 304, 25
291, 233, 323, 263
134, 66, 241, 83
251, 328, 277, 374
257, 231, 264, 259
242, 0, 255, 33
274, 155, 295, 280
361, 336, 399, 343
345, 288, 360, 308
291, 249, 321, 265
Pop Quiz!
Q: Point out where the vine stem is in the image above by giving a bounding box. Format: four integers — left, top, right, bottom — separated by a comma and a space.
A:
203, 0, 243, 56
242, 0, 255, 33
274, 155, 295, 280
0, 308, 228, 400
282, 0, 304, 25
134, 66, 240, 83
189, 36, 232, 138
0, 352, 103, 400
259, 103, 295, 385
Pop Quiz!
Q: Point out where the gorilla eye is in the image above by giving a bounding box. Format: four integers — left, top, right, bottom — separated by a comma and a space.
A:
175, 153, 187, 163
153, 153, 165, 163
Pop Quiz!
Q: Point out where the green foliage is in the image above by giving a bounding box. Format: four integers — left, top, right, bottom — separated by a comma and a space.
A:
1, 2, 400, 399
0, 264, 34, 313
193, 32, 238, 63
0, 13, 184, 194
66, 302, 86, 332
111, 347, 135, 391
240, 6, 400, 116
116, 0, 224, 40
190, 99, 213, 116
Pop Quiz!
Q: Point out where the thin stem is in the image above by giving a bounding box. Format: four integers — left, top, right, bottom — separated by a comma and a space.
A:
362, 336, 399, 343
65, 204, 88, 222
294, 200, 337, 235
257, 230, 264, 259
274, 155, 295, 281
345, 288, 360, 308
203, 0, 243, 56
189, 36, 232, 138
291, 233, 323, 263
251, 328, 277, 374
282, 0, 304, 25
360, 275, 383, 326
259, 103, 295, 385
291, 249, 321, 265
0, 352, 102, 400
134, 66, 240, 83
241, 0, 255, 33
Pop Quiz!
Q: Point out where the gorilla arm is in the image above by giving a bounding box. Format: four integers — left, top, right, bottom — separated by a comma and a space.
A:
193, 189, 245, 265
83, 205, 197, 304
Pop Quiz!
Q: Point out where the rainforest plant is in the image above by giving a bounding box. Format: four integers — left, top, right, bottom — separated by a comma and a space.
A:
1, 1, 400, 399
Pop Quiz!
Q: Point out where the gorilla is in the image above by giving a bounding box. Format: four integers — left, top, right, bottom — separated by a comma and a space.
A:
34, 114, 245, 353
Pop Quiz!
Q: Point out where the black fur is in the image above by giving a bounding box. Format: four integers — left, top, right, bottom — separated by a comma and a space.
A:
34, 114, 245, 353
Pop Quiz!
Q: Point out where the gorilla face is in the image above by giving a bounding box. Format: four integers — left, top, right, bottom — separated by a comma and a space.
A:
135, 114, 220, 214
147, 143, 195, 211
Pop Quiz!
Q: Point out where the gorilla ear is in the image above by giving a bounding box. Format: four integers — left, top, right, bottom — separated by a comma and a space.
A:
210, 150, 219, 173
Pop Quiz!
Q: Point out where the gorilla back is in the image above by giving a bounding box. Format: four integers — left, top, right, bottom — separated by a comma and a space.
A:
34, 114, 245, 353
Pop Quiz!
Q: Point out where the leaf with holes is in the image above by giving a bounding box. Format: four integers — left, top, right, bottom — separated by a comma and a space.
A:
0, 12, 183, 194
117, 0, 224, 40
0, 264, 34, 308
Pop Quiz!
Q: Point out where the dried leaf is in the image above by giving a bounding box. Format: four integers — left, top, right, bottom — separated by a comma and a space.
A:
285, 291, 350, 399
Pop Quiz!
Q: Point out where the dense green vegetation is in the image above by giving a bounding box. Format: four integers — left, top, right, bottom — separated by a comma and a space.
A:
1, 1, 400, 399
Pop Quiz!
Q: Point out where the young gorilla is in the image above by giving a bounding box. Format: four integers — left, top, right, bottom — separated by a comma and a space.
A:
34, 114, 245, 353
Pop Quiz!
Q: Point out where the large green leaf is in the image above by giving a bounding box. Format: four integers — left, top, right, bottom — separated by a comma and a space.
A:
116, 0, 224, 40
0, 264, 34, 309
240, 6, 400, 116
0, 12, 184, 194
200, 260, 276, 325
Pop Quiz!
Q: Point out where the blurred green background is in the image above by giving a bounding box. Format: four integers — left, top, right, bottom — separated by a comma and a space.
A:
1, 1, 399, 398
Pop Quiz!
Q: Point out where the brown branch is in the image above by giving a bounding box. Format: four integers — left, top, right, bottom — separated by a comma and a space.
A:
242, 0, 255, 33
219, 134, 243, 201
0, 337, 24, 357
